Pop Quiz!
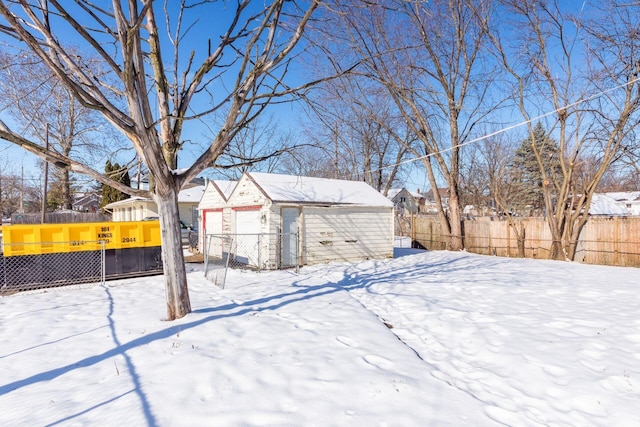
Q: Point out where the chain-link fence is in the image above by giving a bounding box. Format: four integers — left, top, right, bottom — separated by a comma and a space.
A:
203, 232, 299, 288
0, 241, 105, 294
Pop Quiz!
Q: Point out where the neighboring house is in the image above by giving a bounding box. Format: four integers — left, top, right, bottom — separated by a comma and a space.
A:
72, 193, 102, 212
130, 172, 205, 191
424, 187, 450, 208
589, 192, 640, 216
104, 184, 205, 226
388, 188, 426, 214
198, 172, 394, 269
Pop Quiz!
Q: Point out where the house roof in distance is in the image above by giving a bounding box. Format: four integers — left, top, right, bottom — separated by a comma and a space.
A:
387, 188, 424, 200
178, 185, 206, 203
589, 193, 635, 216
104, 185, 205, 209
247, 172, 393, 207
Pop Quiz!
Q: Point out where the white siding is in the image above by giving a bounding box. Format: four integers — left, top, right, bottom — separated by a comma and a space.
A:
303, 206, 393, 265
198, 182, 227, 210
197, 173, 394, 266
178, 203, 198, 226
198, 181, 230, 249
228, 175, 268, 208
111, 202, 156, 222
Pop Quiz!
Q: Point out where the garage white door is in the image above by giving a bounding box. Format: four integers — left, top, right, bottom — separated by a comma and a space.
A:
235, 209, 261, 266
204, 210, 223, 257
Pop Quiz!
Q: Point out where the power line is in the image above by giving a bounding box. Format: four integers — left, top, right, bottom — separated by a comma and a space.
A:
378, 74, 640, 180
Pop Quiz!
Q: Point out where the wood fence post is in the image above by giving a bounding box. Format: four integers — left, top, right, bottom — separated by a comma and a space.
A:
614, 216, 619, 266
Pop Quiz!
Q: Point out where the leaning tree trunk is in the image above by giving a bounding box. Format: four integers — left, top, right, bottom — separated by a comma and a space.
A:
155, 187, 191, 320
505, 216, 526, 258
565, 213, 589, 261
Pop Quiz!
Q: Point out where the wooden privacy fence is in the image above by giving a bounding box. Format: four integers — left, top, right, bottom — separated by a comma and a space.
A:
406, 215, 640, 268
11, 212, 110, 224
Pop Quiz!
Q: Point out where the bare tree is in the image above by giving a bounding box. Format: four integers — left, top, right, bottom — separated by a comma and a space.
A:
0, 51, 119, 209
0, 0, 323, 320
0, 158, 21, 216
333, 0, 499, 250
210, 115, 293, 180
492, 1, 640, 260
302, 76, 412, 193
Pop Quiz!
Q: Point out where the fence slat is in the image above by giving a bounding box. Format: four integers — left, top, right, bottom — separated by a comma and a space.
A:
408, 215, 640, 268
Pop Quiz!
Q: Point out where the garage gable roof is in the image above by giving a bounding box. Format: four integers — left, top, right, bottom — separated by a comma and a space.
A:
247, 172, 393, 207
214, 180, 237, 200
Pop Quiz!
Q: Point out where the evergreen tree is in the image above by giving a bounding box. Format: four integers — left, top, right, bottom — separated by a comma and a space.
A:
101, 161, 130, 211
507, 123, 561, 215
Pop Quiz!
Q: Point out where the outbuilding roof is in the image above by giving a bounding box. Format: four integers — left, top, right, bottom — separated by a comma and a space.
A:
247, 172, 393, 207
104, 185, 205, 209
214, 180, 237, 200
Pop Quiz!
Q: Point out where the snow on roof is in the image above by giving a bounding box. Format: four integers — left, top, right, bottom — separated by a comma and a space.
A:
388, 188, 424, 200
103, 196, 147, 209
589, 193, 629, 216
178, 185, 205, 203
248, 172, 393, 207
602, 191, 640, 202
214, 180, 237, 199
386, 188, 402, 199
104, 185, 205, 209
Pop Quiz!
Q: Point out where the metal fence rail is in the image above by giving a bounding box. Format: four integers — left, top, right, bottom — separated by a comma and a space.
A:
203, 232, 299, 287
0, 241, 106, 294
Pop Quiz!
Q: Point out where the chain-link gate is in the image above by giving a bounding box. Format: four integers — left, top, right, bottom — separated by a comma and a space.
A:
0, 241, 106, 294
203, 235, 234, 289
203, 232, 299, 288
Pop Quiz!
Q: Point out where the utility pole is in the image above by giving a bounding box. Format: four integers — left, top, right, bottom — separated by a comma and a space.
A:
41, 123, 49, 223
19, 162, 24, 214
333, 123, 339, 179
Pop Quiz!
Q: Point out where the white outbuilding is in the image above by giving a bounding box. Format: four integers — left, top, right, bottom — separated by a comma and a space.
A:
197, 172, 394, 269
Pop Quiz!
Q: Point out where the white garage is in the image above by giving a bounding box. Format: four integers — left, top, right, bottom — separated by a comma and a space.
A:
197, 172, 394, 269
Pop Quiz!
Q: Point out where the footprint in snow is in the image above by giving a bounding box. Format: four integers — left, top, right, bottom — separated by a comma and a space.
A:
335, 335, 358, 348
362, 354, 394, 370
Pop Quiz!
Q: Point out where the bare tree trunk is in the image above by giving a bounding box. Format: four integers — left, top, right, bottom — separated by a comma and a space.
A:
447, 189, 464, 251
155, 187, 190, 320
543, 181, 564, 260
62, 168, 72, 210
517, 222, 526, 258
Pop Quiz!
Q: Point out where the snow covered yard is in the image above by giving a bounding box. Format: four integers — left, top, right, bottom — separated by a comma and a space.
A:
1, 249, 639, 426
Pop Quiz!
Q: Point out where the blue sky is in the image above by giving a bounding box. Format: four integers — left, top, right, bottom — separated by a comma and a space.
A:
0, 1, 313, 189
0, 0, 624, 195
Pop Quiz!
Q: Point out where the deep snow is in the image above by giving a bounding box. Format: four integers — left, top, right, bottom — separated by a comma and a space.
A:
1, 249, 639, 426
